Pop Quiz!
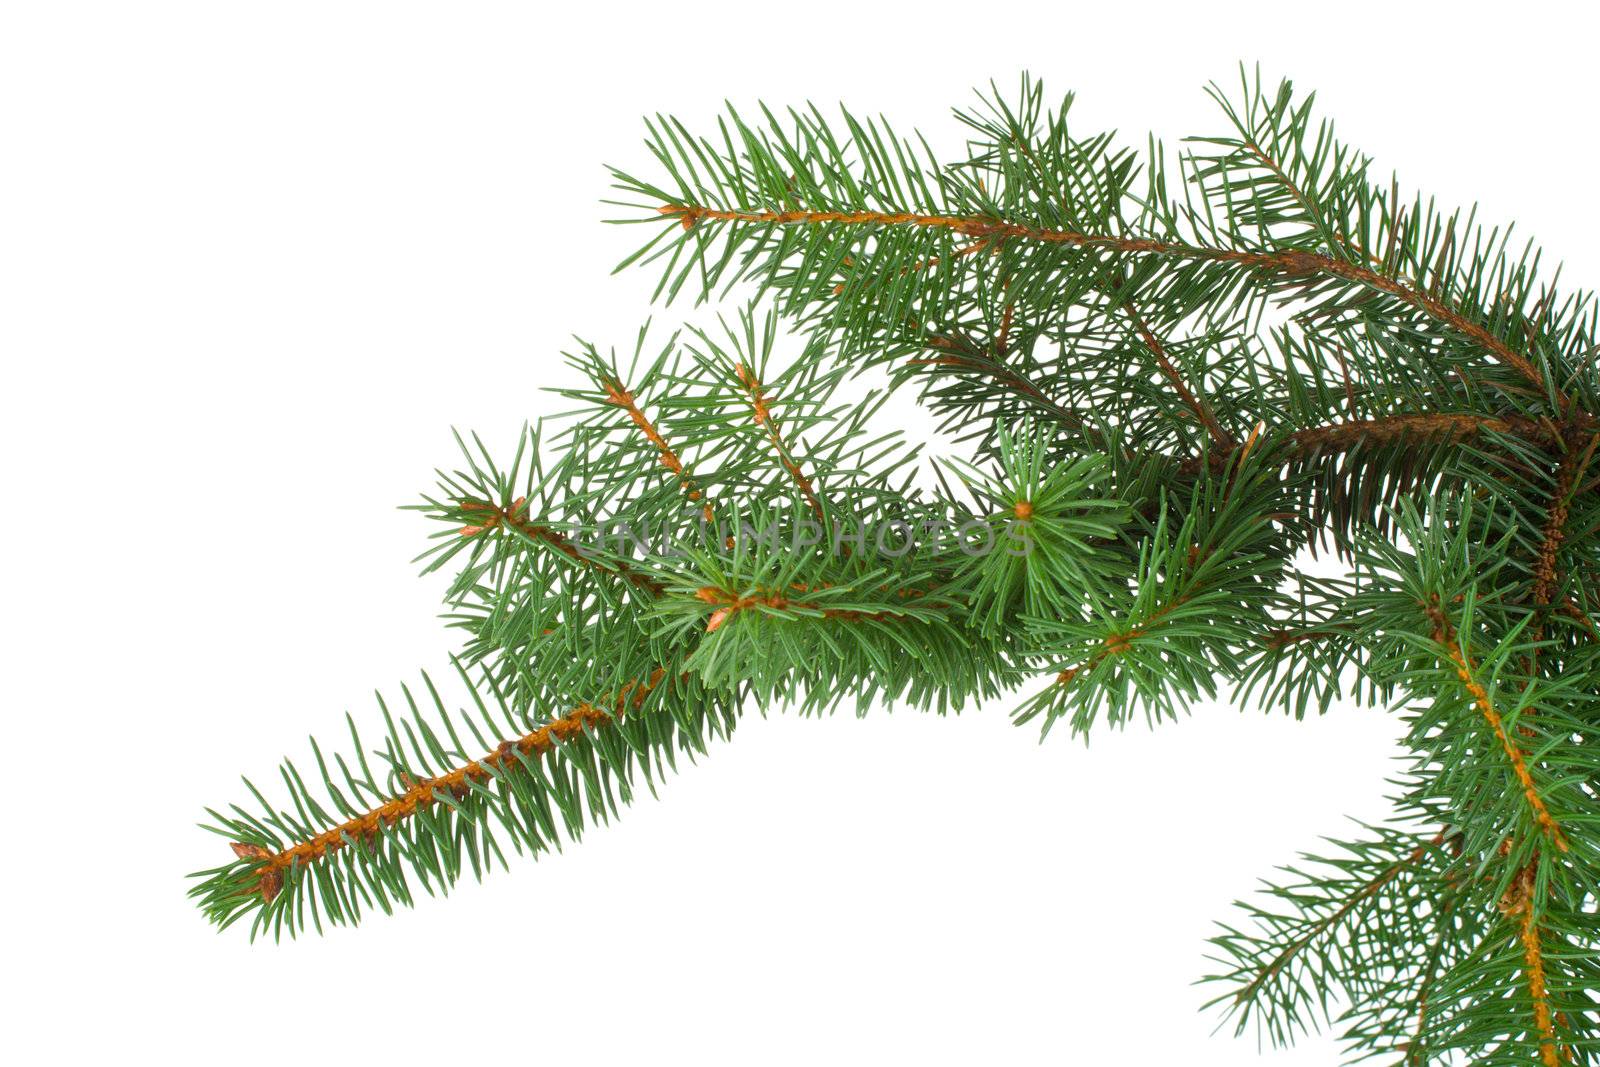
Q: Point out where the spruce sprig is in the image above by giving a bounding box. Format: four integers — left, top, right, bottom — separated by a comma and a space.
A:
190, 70, 1599, 1066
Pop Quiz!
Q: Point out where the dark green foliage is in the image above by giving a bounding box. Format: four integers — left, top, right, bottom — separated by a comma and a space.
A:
190, 70, 1599, 1065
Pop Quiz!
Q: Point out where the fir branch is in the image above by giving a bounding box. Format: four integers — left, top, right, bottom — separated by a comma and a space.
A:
690, 583, 920, 633
230, 675, 662, 901
1203, 826, 1456, 1050
1422, 596, 1567, 853
1227, 831, 1447, 1013
732, 361, 825, 519
652, 204, 1558, 399
602, 377, 715, 523
908, 334, 1087, 430
1499, 862, 1565, 1067
1405, 893, 1460, 1067
1170, 412, 1594, 502
191, 659, 739, 938
1122, 301, 1234, 449
1287, 413, 1562, 454
190, 71, 1600, 1065
457, 496, 668, 596
1532, 433, 1598, 615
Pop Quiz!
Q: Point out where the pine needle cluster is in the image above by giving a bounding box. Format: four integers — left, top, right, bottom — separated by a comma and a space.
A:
189, 71, 1599, 1065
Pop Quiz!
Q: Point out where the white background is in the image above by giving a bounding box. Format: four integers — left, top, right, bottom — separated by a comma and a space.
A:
5, 2, 1596, 1063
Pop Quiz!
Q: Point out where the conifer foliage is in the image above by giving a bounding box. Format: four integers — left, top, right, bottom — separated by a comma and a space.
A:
190, 72, 1599, 1064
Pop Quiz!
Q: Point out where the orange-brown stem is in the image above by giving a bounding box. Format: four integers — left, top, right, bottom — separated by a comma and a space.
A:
233, 669, 669, 901
1425, 600, 1567, 852
1171, 412, 1577, 479
733, 362, 824, 520
1499, 861, 1565, 1066
459, 498, 666, 596
658, 204, 1557, 399
1055, 596, 1188, 686
1290, 413, 1556, 453
1533, 435, 1598, 616
1264, 626, 1341, 651
1122, 303, 1233, 449
996, 302, 1015, 356
695, 584, 912, 633
1235, 831, 1448, 1008
1560, 598, 1598, 639
603, 380, 715, 524
909, 335, 1087, 428
1522, 906, 1563, 1067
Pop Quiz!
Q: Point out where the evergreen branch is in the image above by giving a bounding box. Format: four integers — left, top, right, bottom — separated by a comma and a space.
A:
1232, 571, 1365, 720
1405, 893, 1460, 1067
1172, 411, 1593, 491
1122, 302, 1234, 449
192, 661, 737, 939
1520, 911, 1562, 1067
1422, 597, 1568, 853
907, 334, 1088, 430
458, 496, 667, 596
1498, 861, 1565, 1067
1532, 434, 1598, 616
691, 583, 921, 633
602, 377, 715, 523
732, 361, 825, 518
1049, 593, 1187, 690
231, 673, 664, 901
1287, 413, 1562, 454
1506, 420, 1594, 1051
1203, 826, 1455, 1049
1020, 460, 1295, 733
1228, 831, 1447, 1012
189, 72, 1600, 1064
654, 204, 1559, 399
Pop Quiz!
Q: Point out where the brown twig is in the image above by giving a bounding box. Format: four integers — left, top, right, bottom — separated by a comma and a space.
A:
1532, 434, 1599, 617
694, 584, 915, 633
733, 362, 824, 520
658, 204, 1561, 401
603, 379, 715, 524
459, 497, 666, 596
1233, 831, 1449, 1008
1169, 412, 1586, 480
1122, 303, 1234, 450
1263, 626, 1343, 651
1498, 861, 1566, 1066
1424, 598, 1567, 852
1559, 598, 1598, 640
233, 669, 670, 901
1289, 413, 1559, 453
907, 335, 1087, 429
